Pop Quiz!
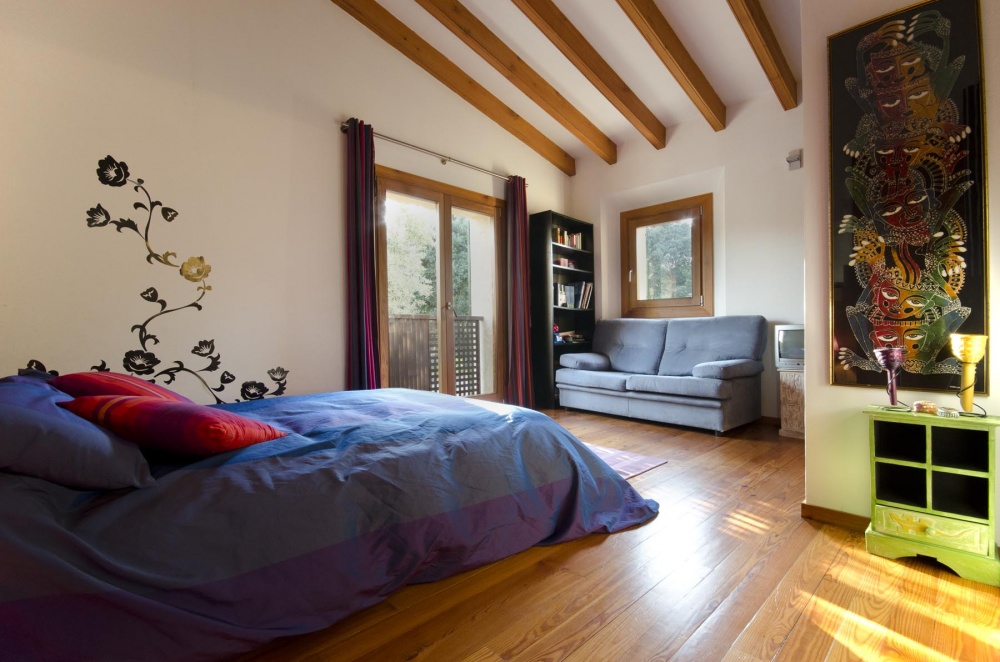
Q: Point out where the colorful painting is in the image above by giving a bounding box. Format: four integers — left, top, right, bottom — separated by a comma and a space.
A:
26, 155, 289, 403
829, 0, 987, 393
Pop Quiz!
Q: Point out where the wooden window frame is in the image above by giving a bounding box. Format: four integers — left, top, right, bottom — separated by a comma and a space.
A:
375, 165, 508, 400
620, 193, 714, 318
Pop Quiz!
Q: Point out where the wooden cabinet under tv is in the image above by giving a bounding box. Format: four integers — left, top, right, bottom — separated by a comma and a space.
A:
865, 406, 999, 586
528, 211, 595, 409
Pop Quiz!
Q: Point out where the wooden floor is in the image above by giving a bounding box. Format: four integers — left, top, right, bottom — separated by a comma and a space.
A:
238, 410, 1000, 661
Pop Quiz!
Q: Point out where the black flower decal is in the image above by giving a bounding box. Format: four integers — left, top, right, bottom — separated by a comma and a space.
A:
25, 359, 56, 375
31, 155, 292, 404
240, 381, 269, 400
123, 350, 160, 375
87, 204, 111, 227
97, 155, 130, 187
192, 339, 216, 356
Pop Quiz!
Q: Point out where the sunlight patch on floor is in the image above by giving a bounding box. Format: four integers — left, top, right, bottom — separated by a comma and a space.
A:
720, 509, 773, 540
899, 586, 1000, 648
809, 595, 956, 662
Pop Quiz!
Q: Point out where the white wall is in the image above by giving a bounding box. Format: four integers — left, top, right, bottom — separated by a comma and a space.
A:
802, 0, 1000, 524
0, 0, 817, 426
569, 97, 806, 418
0, 0, 569, 401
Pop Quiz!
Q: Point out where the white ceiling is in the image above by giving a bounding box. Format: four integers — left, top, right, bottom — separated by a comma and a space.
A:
371, 0, 803, 161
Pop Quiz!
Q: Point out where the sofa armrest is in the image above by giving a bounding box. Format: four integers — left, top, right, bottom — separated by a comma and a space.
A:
559, 352, 612, 371
692, 359, 764, 379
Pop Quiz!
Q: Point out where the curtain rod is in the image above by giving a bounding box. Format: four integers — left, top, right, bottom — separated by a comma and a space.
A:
341, 121, 511, 182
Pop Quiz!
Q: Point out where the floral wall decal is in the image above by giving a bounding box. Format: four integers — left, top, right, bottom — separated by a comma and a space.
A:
26, 155, 289, 403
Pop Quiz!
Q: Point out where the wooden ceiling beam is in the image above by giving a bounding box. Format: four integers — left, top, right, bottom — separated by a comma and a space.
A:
330, 0, 575, 176
615, 0, 727, 132
511, 0, 666, 150
415, 0, 617, 165
726, 0, 798, 110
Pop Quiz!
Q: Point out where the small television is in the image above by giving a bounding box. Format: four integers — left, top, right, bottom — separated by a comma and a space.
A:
775, 324, 805, 370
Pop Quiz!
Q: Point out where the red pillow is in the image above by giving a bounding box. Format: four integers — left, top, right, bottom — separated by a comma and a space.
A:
59, 396, 284, 456
51, 371, 192, 402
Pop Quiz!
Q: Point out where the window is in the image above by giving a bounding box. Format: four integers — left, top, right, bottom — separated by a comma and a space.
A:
376, 166, 507, 400
620, 194, 713, 317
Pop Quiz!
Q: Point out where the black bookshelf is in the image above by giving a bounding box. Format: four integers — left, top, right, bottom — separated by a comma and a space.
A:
528, 210, 595, 409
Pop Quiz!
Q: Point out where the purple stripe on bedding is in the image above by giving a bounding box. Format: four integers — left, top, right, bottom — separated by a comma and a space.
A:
1, 475, 639, 662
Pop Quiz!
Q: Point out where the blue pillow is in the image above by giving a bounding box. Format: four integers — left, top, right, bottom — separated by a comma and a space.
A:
0, 376, 154, 490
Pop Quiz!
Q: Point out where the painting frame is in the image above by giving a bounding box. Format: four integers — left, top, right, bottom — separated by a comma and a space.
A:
828, 0, 989, 396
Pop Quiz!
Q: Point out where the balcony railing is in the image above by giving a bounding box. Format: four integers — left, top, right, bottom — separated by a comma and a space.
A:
388, 314, 483, 396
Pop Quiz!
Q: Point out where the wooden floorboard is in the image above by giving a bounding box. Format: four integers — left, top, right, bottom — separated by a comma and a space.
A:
236, 409, 1000, 661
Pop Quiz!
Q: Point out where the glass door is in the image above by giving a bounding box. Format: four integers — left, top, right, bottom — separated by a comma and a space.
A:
383, 189, 444, 392
378, 170, 503, 399
451, 206, 496, 397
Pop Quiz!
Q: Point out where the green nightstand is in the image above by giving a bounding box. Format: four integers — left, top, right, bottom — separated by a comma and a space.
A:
865, 406, 1000, 586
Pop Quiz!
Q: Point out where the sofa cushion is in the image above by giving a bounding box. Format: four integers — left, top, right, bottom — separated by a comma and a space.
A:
692, 359, 764, 379
592, 319, 670, 375
626, 374, 732, 399
559, 352, 612, 371
658, 315, 767, 376
555, 368, 630, 392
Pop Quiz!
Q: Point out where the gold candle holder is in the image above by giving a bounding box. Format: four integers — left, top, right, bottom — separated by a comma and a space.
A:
950, 333, 988, 412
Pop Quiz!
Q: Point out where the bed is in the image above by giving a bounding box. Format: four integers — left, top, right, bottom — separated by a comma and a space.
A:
0, 374, 658, 661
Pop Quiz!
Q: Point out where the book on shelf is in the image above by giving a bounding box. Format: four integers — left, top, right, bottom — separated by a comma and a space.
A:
574, 282, 585, 309
554, 280, 593, 309
551, 228, 584, 250
581, 282, 593, 309
555, 330, 586, 344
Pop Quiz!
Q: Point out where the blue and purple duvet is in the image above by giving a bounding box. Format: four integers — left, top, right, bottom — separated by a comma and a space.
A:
0, 388, 657, 661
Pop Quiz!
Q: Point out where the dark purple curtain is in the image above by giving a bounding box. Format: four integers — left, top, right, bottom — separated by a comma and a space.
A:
506, 176, 533, 407
345, 118, 381, 390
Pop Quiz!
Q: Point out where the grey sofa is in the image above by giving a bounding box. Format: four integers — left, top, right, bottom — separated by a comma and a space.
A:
555, 315, 767, 433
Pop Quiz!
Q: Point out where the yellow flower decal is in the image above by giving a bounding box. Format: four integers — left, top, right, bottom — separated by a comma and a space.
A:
180, 256, 212, 283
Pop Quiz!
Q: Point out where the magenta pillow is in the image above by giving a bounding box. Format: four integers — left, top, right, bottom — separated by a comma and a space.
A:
59, 396, 284, 456
51, 371, 192, 402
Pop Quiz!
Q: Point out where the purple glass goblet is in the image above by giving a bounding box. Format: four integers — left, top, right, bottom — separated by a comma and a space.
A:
873, 347, 904, 405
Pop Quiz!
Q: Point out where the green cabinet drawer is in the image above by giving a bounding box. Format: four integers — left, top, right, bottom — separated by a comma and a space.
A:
872, 505, 991, 556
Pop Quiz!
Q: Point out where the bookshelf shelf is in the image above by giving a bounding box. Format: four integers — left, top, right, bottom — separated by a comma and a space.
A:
550, 242, 591, 254
529, 211, 595, 409
553, 264, 593, 274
